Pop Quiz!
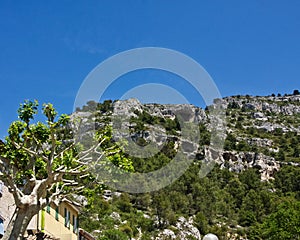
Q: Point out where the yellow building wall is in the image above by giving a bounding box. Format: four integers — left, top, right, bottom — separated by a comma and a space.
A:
39, 202, 79, 240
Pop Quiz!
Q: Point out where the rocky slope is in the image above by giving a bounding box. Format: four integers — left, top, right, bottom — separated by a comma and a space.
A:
75, 92, 300, 240
76, 94, 300, 180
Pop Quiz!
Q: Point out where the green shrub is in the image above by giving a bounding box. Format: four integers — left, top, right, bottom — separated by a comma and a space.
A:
119, 224, 133, 238
99, 229, 129, 240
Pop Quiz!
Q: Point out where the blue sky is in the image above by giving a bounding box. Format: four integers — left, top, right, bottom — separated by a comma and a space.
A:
0, 0, 300, 138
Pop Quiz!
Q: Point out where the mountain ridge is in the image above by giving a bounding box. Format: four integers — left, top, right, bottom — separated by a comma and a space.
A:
72, 92, 300, 239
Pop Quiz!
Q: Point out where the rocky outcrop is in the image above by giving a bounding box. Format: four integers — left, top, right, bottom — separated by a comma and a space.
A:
225, 95, 300, 117
155, 217, 201, 240
144, 102, 207, 123
73, 95, 300, 181
46, 94, 300, 240
176, 217, 201, 240
113, 98, 143, 117
237, 137, 273, 148
202, 148, 280, 181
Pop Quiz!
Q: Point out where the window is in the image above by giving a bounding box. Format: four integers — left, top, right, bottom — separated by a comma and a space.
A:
64, 208, 70, 228
73, 215, 78, 233
64, 208, 66, 226
55, 207, 59, 221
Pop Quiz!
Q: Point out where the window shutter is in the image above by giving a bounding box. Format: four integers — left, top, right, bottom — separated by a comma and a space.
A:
46, 204, 50, 214
55, 207, 59, 221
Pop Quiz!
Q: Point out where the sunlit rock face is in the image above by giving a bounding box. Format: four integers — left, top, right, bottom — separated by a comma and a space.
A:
73, 94, 300, 182
155, 216, 201, 240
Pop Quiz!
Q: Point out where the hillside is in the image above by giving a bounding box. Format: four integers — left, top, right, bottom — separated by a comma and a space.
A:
73, 93, 300, 240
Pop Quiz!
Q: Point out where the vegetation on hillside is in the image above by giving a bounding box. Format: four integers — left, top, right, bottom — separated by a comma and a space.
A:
77, 94, 300, 240
1, 93, 300, 239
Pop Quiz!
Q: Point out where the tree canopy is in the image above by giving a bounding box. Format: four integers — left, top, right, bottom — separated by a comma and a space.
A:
0, 100, 133, 240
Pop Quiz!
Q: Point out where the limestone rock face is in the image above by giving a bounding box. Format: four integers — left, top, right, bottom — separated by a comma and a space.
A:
155, 229, 177, 240
155, 217, 201, 240
113, 98, 143, 117
226, 95, 300, 116
176, 217, 201, 240
71, 95, 300, 182
236, 137, 273, 148
218, 150, 280, 180
112, 98, 207, 123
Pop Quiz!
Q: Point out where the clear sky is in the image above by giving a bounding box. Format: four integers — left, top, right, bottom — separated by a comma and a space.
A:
0, 0, 300, 138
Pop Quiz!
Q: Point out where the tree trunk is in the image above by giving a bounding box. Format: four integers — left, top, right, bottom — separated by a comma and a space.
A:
2, 205, 38, 240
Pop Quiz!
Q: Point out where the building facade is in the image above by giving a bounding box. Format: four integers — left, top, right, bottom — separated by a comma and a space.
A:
26, 199, 80, 240
0, 182, 95, 240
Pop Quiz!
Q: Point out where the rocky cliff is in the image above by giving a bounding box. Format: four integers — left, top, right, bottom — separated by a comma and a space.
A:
74, 93, 300, 240
75, 94, 300, 181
